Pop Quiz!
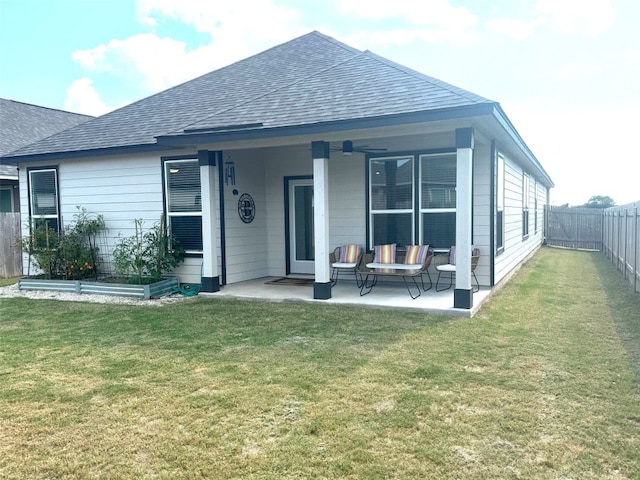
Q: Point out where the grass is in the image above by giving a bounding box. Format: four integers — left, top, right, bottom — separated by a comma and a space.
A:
0, 277, 18, 287
0, 248, 639, 479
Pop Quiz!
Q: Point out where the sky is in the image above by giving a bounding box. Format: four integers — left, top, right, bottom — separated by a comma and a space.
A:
0, 0, 638, 206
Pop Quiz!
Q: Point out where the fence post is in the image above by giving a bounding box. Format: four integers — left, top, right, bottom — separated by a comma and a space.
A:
633, 206, 640, 292
618, 210, 622, 272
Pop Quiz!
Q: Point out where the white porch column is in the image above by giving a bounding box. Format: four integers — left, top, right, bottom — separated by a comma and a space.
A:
312, 141, 331, 300
454, 128, 474, 309
199, 150, 220, 292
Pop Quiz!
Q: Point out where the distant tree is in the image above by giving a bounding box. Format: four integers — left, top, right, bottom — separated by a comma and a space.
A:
582, 195, 616, 208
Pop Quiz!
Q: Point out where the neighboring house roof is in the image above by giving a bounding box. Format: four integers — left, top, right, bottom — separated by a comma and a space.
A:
0, 98, 92, 180
0, 31, 552, 187
0, 98, 93, 157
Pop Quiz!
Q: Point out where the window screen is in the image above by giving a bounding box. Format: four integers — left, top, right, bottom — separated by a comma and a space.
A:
164, 159, 202, 252
29, 168, 59, 231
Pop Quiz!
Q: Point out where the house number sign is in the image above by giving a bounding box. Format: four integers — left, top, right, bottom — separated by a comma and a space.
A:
238, 193, 256, 223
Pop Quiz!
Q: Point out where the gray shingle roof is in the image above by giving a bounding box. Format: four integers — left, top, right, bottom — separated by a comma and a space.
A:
3, 31, 494, 160
0, 99, 92, 157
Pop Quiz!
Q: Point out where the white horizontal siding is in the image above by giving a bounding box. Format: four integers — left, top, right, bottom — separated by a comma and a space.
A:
222, 149, 268, 284
18, 152, 212, 284
494, 152, 547, 284
472, 141, 491, 287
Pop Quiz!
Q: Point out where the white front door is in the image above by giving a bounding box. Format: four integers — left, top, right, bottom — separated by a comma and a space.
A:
288, 179, 315, 275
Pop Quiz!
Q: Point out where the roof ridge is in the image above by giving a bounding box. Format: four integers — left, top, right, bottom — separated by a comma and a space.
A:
170, 35, 365, 134
361, 50, 494, 105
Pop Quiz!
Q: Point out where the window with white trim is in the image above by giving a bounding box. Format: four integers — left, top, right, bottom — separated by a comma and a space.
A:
420, 153, 456, 248
368, 153, 458, 249
164, 158, 202, 253
534, 178, 538, 234
369, 157, 414, 248
28, 168, 60, 231
522, 172, 530, 238
496, 154, 505, 252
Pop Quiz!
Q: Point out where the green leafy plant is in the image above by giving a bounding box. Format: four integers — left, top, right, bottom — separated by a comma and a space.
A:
21, 207, 106, 280
60, 207, 106, 280
113, 215, 184, 284
21, 220, 61, 279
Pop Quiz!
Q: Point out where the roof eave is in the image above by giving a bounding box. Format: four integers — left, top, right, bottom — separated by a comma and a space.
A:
155, 103, 498, 147
0, 143, 181, 164
490, 104, 554, 188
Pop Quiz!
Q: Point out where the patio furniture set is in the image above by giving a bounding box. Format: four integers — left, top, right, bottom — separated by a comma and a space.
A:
330, 244, 480, 300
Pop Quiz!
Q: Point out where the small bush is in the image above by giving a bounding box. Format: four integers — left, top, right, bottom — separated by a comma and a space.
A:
22, 207, 106, 279
113, 216, 184, 284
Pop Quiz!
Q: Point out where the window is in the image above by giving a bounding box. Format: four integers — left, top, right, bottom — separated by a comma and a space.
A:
368, 153, 457, 249
369, 157, 414, 248
420, 153, 456, 248
522, 173, 530, 238
496, 154, 505, 252
28, 168, 59, 231
0, 186, 14, 212
534, 178, 538, 234
164, 158, 202, 253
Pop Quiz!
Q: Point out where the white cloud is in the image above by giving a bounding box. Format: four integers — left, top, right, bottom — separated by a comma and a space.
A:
484, 17, 544, 40
338, 0, 479, 45
536, 0, 615, 36
72, 33, 207, 92
70, 1, 304, 100
135, 0, 302, 52
339, 0, 477, 28
63, 78, 114, 116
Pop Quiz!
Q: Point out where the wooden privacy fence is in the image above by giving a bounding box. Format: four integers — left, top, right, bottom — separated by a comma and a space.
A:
544, 206, 603, 250
603, 202, 640, 294
0, 212, 22, 278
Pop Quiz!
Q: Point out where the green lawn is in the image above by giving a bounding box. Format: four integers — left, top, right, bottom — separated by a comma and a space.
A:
1, 248, 639, 479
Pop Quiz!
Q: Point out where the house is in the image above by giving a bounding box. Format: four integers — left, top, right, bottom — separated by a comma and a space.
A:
0, 32, 553, 310
0, 98, 93, 212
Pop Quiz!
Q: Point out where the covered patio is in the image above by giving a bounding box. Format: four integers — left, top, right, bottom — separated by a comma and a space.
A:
202, 276, 494, 318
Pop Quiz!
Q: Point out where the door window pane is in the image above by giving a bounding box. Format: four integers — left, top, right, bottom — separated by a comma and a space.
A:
294, 185, 314, 261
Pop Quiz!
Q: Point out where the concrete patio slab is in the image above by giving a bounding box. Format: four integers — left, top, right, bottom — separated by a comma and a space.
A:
201, 276, 494, 317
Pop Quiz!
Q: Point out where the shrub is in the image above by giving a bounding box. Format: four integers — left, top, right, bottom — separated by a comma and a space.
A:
113, 216, 184, 284
22, 207, 106, 280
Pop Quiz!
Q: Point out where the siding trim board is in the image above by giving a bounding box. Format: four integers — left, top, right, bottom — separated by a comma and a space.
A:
217, 151, 227, 286
489, 140, 496, 286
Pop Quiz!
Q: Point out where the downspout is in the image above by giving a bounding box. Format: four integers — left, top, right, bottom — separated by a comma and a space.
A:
633, 207, 639, 292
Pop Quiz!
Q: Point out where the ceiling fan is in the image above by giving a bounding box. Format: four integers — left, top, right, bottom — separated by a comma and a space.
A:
333, 140, 388, 156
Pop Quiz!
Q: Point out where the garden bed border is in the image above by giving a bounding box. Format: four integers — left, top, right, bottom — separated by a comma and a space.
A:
18, 277, 179, 300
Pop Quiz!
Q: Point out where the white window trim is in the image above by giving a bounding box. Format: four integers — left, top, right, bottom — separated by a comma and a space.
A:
368, 156, 415, 249
496, 153, 505, 253
28, 168, 59, 230
164, 158, 203, 254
